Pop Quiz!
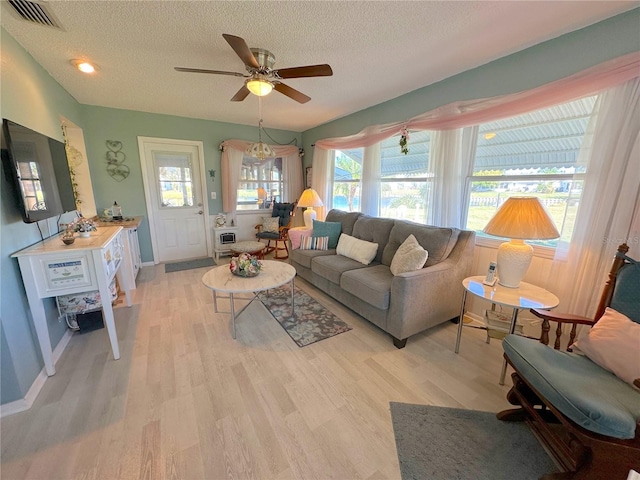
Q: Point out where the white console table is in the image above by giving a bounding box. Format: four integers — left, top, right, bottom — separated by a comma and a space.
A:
12, 226, 132, 376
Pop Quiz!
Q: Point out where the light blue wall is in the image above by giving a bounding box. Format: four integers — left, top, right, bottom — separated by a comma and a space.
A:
301, 9, 640, 166
80, 106, 300, 262
0, 27, 300, 404
0, 29, 84, 404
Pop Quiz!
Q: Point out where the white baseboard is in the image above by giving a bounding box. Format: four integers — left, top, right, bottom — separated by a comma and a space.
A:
0, 329, 74, 418
141, 261, 154, 267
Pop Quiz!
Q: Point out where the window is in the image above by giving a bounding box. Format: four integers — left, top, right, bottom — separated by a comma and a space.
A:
466, 96, 596, 246
155, 153, 194, 207
380, 130, 431, 222
331, 131, 432, 220
236, 156, 283, 211
333, 148, 362, 212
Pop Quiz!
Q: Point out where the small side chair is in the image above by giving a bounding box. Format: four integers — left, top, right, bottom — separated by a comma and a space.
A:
255, 201, 297, 259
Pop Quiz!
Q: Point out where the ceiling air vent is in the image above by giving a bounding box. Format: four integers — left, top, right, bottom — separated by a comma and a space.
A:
6, 0, 63, 29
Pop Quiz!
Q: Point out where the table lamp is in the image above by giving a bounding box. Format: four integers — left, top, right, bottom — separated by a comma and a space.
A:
298, 188, 324, 228
483, 196, 559, 288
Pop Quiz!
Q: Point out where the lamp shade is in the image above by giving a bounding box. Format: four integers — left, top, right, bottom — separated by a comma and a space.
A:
298, 188, 323, 228
483, 197, 559, 288
483, 197, 560, 240
297, 188, 324, 208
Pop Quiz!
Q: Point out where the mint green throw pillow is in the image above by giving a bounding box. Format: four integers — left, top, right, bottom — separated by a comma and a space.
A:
312, 220, 342, 249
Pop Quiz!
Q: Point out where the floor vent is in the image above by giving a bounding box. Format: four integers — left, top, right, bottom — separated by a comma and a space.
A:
6, 0, 63, 29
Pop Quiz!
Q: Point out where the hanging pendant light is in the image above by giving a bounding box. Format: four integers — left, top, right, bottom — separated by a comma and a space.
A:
246, 98, 275, 160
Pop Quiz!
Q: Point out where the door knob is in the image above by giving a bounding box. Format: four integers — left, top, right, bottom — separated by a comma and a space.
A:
197, 210, 203, 215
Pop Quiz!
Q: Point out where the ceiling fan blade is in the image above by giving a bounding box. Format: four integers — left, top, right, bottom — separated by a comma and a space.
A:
174, 67, 247, 77
222, 34, 260, 69
274, 64, 333, 79
230, 85, 250, 102
274, 83, 311, 104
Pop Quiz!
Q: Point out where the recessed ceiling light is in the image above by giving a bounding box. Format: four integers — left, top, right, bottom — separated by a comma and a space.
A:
483, 132, 497, 140
71, 59, 97, 73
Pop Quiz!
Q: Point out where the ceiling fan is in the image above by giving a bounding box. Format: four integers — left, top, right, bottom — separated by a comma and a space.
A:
174, 34, 333, 104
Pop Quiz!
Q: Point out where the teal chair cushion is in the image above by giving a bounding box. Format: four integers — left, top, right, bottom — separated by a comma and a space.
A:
503, 334, 640, 439
271, 202, 296, 227
610, 259, 640, 324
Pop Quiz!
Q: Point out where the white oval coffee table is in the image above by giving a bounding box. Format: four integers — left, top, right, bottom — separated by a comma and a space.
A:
201, 260, 296, 338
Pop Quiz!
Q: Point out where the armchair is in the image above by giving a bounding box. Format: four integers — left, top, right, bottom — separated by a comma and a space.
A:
499, 244, 640, 479
255, 201, 297, 259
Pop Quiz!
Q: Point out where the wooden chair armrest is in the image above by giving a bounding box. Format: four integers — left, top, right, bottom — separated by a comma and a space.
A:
530, 309, 595, 350
634, 379, 640, 389
255, 224, 263, 232
530, 309, 594, 326
279, 226, 291, 239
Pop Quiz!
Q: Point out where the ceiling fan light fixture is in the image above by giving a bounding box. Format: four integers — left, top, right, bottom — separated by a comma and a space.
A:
246, 76, 273, 96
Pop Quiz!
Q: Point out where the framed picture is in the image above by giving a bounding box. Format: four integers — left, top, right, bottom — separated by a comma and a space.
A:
306, 166, 312, 188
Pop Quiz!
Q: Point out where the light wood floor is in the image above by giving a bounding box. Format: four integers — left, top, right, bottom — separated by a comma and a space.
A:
1, 256, 513, 480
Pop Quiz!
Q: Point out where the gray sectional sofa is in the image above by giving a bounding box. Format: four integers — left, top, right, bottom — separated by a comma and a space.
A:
289, 209, 476, 348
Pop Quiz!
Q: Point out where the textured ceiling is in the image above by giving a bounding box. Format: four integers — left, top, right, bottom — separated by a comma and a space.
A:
1, 1, 635, 132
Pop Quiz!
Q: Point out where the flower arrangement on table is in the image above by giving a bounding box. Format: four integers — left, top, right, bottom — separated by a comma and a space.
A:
229, 252, 262, 277
67, 217, 98, 236
399, 126, 409, 155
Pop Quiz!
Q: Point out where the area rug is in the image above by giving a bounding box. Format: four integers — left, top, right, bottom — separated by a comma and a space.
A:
258, 286, 352, 347
165, 257, 215, 273
390, 403, 558, 480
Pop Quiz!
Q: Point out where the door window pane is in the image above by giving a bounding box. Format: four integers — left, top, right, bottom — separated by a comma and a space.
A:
155, 153, 194, 207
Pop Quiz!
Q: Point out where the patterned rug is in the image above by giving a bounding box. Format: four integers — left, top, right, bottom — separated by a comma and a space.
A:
258, 286, 352, 347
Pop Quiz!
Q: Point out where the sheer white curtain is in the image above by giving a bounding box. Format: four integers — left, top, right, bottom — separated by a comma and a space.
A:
428, 126, 478, 228
361, 143, 381, 216
221, 144, 243, 213
311, 147, 333, 220
547, 78, 640, 317
282, 151, 303, 203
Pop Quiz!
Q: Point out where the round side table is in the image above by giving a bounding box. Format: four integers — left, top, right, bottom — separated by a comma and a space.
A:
455, 276, 559, 384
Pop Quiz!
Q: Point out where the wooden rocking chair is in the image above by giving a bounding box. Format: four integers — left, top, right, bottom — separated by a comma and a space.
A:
255, 201, 297, 259
498, 243, 640, 479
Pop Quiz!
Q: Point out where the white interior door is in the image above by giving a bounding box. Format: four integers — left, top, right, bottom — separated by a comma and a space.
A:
139, 139, 209, 263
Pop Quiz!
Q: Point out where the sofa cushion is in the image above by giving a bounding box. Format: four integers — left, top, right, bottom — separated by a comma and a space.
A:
290, 248, 335, 269
390, 234, 428, 275
341, 265, 394, 310
300, 235, 329, 251
336, 234, 378, 265
312, 220, 342, 249
382, 221, 460, 267
325, 210, 362, 236
573, 308, 640, 386
352, 215, 395, 263
312, 254, 372, 285
503, 334, 640, 439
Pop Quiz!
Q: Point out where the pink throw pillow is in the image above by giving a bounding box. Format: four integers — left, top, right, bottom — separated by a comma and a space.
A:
573, 307, 640, 387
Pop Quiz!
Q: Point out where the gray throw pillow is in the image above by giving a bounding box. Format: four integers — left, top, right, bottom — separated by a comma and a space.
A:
390, 234, 428, 275
262, 217, 280, 233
